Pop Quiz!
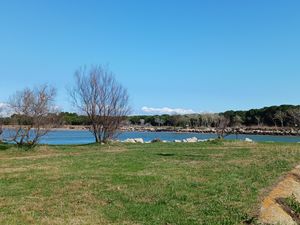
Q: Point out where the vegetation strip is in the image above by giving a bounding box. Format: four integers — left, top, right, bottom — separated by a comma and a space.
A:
292, 173, 300, 183
276, 198, 300, 224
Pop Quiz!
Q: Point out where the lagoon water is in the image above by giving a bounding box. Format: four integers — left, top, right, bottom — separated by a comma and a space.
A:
4, 130, 298, 145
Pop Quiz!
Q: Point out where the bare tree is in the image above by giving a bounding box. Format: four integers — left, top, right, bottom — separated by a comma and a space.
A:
139, 119, 145, 126
216, 115, 231, 139
274, 111, 286, 127
155, 117, 164, 127
70, 65, 130, 143
254, 115, 262, 126
232, 115, 243, 139
232, 115, 243, 128
8, 85, 58, 147
287, 108, 300, 128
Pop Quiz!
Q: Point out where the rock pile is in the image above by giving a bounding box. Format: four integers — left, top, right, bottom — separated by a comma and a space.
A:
122, 137, 257, 144
123, 138, 144, 143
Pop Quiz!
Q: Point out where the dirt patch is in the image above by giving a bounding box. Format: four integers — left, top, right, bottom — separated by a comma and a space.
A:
259, 165, 300, 225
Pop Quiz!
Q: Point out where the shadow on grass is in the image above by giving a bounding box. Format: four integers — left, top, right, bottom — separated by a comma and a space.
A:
0, 144, 13, 151
157, 153, 176, 157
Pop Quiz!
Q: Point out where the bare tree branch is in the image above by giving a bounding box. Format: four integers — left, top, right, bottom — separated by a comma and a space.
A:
70, 65, 130, 143
215, 115, 231, 139
7, 85, 58, 147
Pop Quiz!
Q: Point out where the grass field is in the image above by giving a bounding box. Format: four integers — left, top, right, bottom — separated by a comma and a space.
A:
1, 141, 300, 225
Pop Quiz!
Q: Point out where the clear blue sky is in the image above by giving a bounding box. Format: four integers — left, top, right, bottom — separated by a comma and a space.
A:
0, 0, 299, 114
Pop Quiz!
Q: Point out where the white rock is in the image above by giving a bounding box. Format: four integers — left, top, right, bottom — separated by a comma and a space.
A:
134, 138, 144, 143
245, 138, 253, 142
124, 138, 136, 143
174, 140, 182, 143
182, 139, 188, 143
186, 137, 198, 143
198, 139, 207, 142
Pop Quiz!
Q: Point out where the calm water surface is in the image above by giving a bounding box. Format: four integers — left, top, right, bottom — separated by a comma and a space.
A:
11, 130, 299, 144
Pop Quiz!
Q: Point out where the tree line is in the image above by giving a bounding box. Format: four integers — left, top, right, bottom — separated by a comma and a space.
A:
27, 105, 297, 128
2, 105, 299, 129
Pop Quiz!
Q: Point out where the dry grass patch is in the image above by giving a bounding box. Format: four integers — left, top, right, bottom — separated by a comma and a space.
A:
0, 165, 59, 174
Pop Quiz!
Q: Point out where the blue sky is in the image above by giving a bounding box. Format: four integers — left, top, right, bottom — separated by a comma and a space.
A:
0, 0, 299, 114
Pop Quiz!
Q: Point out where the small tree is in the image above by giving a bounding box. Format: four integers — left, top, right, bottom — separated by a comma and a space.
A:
274, 111, 286, 128
70, 65, 130, 143
216, 115, 231, 139
8, 85, 58, 147
139, 119, 145, 126
231, 115, 243, 139
232, 115, 243, 127
154, 117, 164, 127
200, 113, 210, 127
287, 108, 300, 128
254, 115, 262, 126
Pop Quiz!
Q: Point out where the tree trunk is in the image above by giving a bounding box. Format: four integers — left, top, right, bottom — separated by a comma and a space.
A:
95, 135, 100, 143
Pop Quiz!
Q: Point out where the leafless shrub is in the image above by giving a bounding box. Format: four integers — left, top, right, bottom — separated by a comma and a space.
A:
7, 85, 58, 147
69, 65, 130, 143
216, 115, 231, 139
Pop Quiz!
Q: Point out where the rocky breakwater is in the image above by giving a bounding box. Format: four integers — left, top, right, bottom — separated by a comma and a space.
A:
121, 126, 300, 136
123, 137, 227, 144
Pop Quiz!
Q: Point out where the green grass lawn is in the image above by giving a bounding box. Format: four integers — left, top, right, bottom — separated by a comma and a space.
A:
1, 141, 300, 225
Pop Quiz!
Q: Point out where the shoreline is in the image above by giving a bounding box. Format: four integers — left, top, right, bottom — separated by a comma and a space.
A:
123, 126, 300, 137
3, 125, 300, 137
